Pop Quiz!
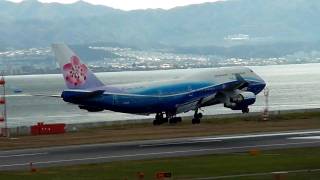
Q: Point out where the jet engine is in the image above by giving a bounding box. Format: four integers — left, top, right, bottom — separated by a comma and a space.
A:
224, 91, 256, 111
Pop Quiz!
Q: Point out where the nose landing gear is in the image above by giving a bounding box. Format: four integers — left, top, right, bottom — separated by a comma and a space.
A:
242, 107, 250, 114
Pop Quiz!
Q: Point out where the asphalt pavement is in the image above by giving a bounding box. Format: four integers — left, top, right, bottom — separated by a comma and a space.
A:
1, 129, 320, 171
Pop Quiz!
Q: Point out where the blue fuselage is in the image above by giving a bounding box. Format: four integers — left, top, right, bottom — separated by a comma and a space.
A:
62, 67, 266, 115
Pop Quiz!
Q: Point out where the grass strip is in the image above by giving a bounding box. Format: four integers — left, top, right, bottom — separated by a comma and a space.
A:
1, 147, 320, 179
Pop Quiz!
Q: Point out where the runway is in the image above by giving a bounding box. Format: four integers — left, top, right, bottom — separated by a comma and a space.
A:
1, 129, 320, 171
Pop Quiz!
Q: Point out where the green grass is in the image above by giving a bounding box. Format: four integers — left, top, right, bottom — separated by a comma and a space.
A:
1, 147, 320, 180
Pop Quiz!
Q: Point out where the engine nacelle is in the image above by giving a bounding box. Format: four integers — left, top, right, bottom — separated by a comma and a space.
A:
224, 91, 256, 110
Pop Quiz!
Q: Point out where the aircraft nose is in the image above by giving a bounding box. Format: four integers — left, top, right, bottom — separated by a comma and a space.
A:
255, 72, 266, 92
262, 81, 266, 90
258, 80, 267, 93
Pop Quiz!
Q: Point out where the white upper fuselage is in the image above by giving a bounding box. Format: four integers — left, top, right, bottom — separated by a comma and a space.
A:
106, 67, 265, 96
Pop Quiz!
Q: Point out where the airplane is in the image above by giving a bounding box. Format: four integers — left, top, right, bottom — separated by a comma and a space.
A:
52, 44, 266, 125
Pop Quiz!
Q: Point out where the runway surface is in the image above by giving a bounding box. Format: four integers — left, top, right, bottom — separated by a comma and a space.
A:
1, 129, 320, 171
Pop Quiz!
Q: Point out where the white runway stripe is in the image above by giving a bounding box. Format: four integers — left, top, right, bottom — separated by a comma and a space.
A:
194, 130, 320, 141
289, 136, 320, 140
140, 139, 221, 147
0, 152, 48, 159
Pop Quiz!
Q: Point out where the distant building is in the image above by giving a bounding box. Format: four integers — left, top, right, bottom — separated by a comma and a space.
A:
160, 64, 172, 69
224, 34, 250, 41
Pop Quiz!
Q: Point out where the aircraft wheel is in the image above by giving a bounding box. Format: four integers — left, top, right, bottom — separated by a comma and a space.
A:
192, 112, 202, 124
169, 118, 176, 124
192, 118, 200, 124
242, 107, 249, 114
162, 117, 169, 124
176, 117, 182, 123
153, 120, 161, 126
196, 113, 203, 119
154, 113, 166, 125
169, 117, 182, 124
196, 118, 201, 124
155, 113, 163, 120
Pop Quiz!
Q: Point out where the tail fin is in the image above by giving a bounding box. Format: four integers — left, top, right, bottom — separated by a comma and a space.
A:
52, 43, 104, 90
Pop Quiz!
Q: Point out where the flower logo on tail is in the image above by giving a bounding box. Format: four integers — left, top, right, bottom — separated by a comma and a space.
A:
63, 56, 88, 87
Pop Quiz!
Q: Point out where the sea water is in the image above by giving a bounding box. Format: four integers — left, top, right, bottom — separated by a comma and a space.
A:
3, 63, 320, 127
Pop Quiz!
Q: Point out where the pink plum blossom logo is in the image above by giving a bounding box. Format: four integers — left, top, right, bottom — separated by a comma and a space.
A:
63, 56, 88, 86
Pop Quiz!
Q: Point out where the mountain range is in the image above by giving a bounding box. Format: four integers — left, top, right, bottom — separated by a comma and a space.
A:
1, 0, 320, 58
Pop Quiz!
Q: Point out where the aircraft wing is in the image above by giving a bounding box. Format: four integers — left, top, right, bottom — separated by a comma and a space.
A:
176, 100, 199, 114
224, 73, 249, 91
176, 74, 249, 113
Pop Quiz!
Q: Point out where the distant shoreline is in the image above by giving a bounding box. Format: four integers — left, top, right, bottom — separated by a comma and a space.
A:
3, 62, 320, 77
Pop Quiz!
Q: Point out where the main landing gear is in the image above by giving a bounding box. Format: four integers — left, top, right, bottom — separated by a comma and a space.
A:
169, 117, 182, 124
153, 110, 203, 126
153, 113, 167, 125
192, 109, 203, 124
153, 113, 182, 126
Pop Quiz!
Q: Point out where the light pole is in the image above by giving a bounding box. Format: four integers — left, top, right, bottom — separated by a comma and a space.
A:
262, 87, 270, 121
0, 74, 8, 137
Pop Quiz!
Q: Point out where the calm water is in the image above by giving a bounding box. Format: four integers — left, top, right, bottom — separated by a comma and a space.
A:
2, 63, 320, 127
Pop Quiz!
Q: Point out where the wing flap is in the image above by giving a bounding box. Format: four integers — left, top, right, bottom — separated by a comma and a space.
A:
176, 100, 199, 114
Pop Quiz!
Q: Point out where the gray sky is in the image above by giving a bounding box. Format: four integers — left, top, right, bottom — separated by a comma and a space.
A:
7, 0, 223, 10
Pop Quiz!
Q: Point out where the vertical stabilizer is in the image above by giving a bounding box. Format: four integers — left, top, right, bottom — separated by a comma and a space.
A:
52, 43, 104, 89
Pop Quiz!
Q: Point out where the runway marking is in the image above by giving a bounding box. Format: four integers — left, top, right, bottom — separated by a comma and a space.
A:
0, 141, 319, 169
0, 152, 48, 159
194, 130, 320, 141
141, 130, 320, 147
289, 136, 320, 140
1, 130, 319, 155
140, 140, 221, 147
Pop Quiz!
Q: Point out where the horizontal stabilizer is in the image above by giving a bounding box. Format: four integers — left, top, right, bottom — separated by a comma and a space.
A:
62, 90, 105, 100
31, 94, 61, 98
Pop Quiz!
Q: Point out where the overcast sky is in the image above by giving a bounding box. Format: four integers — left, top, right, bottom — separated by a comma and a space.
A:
7, 0, 223, 10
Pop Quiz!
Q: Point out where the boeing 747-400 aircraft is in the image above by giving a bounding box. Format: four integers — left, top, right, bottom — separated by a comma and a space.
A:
52, 44, 266, 125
